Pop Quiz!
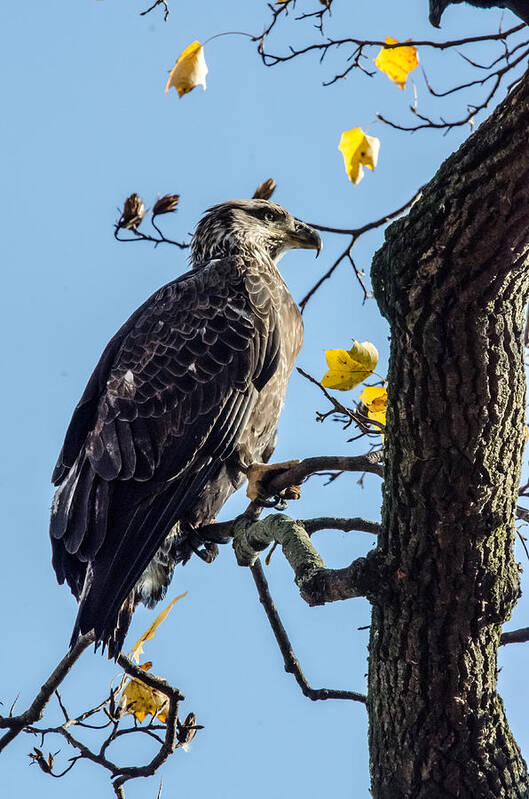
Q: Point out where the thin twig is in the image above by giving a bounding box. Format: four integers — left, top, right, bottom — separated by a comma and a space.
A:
299, 189, 422, 311
140, 0, 170, 22
114, 226, 189, 250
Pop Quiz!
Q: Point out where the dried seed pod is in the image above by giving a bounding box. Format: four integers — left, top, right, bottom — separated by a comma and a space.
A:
177, 712, 198, 746
152, 194, 180, 217
252, 178, 276, 200
29, 747, 54, 774
118, 193, 146, 230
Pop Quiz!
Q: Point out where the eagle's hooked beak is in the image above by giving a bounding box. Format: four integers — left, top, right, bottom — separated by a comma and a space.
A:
291, 220, 323, 258
429, 0, 447, 27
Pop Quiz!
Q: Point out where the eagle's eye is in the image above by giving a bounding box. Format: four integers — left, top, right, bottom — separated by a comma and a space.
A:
264, 212, 276, 224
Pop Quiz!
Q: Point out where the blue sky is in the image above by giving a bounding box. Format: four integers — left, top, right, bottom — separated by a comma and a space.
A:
1, 1, 528, 797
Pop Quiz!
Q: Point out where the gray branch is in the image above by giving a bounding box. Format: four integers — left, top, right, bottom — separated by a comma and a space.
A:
231, 513, 383, 606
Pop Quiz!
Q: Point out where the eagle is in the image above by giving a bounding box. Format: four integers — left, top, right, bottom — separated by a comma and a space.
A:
429, 0, 529, 26
50, 199, 321, 658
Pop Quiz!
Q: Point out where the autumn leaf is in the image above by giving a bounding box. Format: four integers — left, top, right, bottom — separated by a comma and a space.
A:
338, 128, 380, 185
165, 41, 208, 98
374, 37, 418, 90
119, 662, 169, 724
130, 592, 187, 663
321, 341, 379, 390
118, 594, 187, 724
358, 385, 387, 436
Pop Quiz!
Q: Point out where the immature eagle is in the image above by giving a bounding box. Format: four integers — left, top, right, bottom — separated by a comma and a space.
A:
50, 199, 321, 657
429, 0, 529, 26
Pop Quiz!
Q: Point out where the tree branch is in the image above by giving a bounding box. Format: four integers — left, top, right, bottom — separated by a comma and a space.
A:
299, 188, 423, 311
303, 516, 381, 535
265, 453, 384, 494
250, 560, 366, 703
0, 632, 95, 752
500, 627, 529, 645
232, 514, 384, 606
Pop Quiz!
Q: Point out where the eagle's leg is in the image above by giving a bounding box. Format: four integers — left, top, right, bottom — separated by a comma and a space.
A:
244, 460, 302, 506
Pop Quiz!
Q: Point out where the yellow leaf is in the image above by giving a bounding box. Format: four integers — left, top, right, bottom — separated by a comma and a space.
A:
338, 128, 380, 185
165, 41, 208, 98
358, 386, 387, 434
130, 592, 187, 663
321, 341, 379, 391
525, 425, 529, 443
374, 37, 418, 90
119, 663, 169, 724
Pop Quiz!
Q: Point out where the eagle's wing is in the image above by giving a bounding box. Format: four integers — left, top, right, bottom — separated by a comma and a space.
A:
509, 0, 529, 24
50, 257, 280, 652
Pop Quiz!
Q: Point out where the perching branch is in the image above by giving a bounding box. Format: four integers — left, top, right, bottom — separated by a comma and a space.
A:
198, 450, 384, 544
250, 560, 366, 703
266, 453, 384, 494
231, 513, 385, 607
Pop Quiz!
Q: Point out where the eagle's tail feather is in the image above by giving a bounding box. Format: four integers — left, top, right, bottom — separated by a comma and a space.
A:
70, 461, 220, 658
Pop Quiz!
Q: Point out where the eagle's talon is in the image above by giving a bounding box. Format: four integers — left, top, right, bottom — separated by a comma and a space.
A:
187, 532, 219, 563
255, 495, 289, 510
245, 459, 302, 503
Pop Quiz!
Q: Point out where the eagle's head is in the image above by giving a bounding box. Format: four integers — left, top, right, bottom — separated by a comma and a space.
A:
191, 199, 322, 266
429, 0, 458, 26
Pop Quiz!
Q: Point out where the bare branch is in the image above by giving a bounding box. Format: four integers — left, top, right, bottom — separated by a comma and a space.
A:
0, 632, 95, 751
258, 26, 525, 69
303, 517, 381, 535
500, 627, 529, 645
299, 188, 422, 311
250, 560, 366, 703
377, 45, 529, 132
140, 0, 170, 22
18, 650, 190, 796
253, 2, 527, 131
307, 188, 423, 238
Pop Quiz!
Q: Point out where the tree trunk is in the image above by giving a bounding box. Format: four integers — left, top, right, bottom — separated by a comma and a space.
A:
370, 71, 529, 798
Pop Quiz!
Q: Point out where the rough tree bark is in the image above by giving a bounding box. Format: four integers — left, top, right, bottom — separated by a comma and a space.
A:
370, 70, 529, 798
